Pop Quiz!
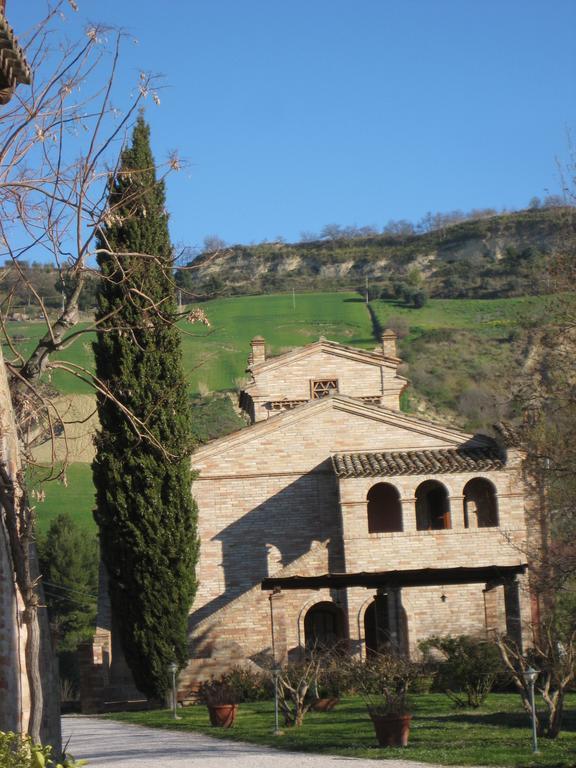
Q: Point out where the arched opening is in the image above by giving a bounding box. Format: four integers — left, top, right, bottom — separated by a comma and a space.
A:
363, 595, 390, 656
463, 478, 499, 528
415, 480, 450, 530
367, 483, 403, 533
304, 601, 345, 650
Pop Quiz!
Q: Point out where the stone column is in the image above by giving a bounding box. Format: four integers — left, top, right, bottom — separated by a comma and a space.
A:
386, 587, 402, 651
400, 497, 417, 532
448, 496, 465, 529
504, 579, 523, 652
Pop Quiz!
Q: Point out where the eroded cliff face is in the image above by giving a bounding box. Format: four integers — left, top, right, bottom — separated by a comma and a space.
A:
184, 207, 570, 296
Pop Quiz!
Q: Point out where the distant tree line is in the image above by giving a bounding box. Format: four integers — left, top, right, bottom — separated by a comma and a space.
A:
0, 261, 98, 312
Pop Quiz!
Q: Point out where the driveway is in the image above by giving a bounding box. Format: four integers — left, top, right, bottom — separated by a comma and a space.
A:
62, 716, 462, 768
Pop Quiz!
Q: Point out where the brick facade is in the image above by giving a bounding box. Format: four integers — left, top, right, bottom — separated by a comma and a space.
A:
84, 333, 535, 707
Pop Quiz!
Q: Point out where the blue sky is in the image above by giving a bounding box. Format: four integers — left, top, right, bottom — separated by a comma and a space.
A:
15, 1, 576, 251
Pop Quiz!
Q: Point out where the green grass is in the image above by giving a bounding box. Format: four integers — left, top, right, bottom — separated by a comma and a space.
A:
4, 292, 374, 396
30, 463, 96, 536
178, 292, 375, 394
370, 295, 558, 336
6, 294, 567, 398
106, 693, 576, 766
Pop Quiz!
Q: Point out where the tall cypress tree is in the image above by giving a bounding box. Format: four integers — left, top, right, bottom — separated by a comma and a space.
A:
92, 116, 198, 700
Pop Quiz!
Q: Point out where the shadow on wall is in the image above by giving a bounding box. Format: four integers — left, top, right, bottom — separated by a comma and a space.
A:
189, 461, 344, 628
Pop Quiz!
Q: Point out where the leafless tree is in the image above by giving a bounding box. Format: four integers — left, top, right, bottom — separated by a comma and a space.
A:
0, 1, 207, 745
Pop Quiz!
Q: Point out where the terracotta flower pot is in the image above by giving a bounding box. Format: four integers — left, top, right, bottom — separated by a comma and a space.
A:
311, 697, 340, 712
207, 703, 238, 728
369, 712, 412, 747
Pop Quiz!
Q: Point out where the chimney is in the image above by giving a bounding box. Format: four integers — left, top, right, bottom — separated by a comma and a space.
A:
381, 329, 398, 359
250, 336, 266, 366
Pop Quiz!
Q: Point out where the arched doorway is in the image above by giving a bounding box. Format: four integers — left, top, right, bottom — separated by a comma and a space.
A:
363, 594, 390, 656
463, 478, 499, 527
367, 483, 403, 533
304, 602, 345, 650
415, 480, 450, 530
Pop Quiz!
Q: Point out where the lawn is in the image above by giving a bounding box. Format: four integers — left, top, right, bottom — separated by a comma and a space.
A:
30, 463, 96, 537
108, 693, 576, 766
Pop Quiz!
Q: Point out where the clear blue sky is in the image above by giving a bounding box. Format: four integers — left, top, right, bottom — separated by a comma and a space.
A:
15, 1, 576, 251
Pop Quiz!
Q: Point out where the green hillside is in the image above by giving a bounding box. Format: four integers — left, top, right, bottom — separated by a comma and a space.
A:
32, 463, 95, 535
178, 291, 374, 393
178, 207, 572, 299
26, 290, 565, 537
6, 292, 374, 396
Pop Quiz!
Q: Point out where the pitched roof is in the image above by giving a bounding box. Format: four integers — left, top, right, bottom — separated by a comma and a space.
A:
332, 445, 504, 478
247, 338, 398, 376
193, 394, 477, 463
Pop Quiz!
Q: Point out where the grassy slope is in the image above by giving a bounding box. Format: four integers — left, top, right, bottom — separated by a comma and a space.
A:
108, 693, 576, 766
179, 292, 375, 394
26, 292, 373, 534
5, 292, 374, 396
22, 292, 565, 535
31, 463, 95, 536
370, 295, 552, 333
369, 295, 567, 427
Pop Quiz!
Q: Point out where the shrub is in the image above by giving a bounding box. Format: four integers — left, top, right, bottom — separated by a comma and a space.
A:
226, 666, 272, 701
197, 672, 245, 705
384, 315, 410, 339
0, 731, 85, 768
420, 635, 502, 708
344, 652, 420, 716
276, 657, 321, 727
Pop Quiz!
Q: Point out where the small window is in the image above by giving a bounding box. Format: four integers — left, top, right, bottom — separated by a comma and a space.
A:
463, 478, 499, 528
311, 379, 338, 399
367, 483, 403, 533
416, 480, 451, 530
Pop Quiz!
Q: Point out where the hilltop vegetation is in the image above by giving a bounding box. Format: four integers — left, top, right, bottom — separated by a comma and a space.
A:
177, 207, 571, 300
26, 290, 569, 535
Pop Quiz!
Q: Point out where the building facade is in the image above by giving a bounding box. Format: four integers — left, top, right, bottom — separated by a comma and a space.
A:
82, 331, 535, 709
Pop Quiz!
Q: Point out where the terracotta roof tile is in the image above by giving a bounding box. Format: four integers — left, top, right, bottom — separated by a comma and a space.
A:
332, 446, 504, 478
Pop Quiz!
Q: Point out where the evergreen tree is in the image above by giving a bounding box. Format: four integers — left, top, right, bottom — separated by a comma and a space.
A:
39, 514, 98, 653
38, 514, 98, 690
92, 116, 198, 700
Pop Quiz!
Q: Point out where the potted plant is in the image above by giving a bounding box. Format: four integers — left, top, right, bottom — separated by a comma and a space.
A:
351, 652, 418, 747
197, 673, 242, 728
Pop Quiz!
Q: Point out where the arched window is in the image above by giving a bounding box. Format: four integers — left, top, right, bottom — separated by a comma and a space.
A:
367, 483, 403, 533
304, 602, 345, 650
415, 480, 450, 530
463, 478, 499, 528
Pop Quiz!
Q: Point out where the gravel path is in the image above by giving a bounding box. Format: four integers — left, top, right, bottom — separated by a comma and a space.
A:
62, 715, 462, 768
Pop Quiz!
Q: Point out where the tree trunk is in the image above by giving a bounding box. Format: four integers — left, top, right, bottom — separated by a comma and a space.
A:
0, 347, 60, 751
23, 605, 43, 744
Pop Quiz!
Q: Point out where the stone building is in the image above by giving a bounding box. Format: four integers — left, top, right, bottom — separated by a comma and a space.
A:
82, 331, 535, 709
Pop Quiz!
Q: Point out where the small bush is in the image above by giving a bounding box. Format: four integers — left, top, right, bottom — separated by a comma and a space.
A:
197, 672, 245, 705
227, 666, 272, 701
420, 635, 503, 708
0, 731, 85, 768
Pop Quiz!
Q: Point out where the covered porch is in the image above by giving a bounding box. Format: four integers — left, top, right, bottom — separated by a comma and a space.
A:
261, 564, 528, 660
